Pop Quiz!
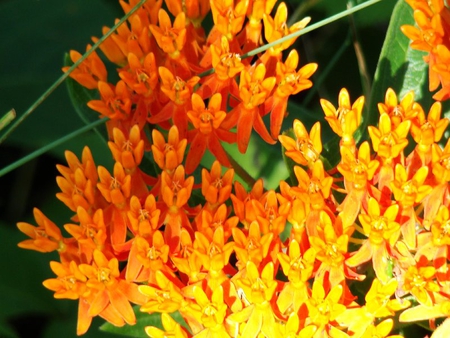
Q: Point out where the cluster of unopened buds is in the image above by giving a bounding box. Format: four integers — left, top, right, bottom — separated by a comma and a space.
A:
16, 0, 450, 337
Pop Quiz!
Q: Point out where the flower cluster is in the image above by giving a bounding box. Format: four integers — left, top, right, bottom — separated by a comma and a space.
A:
16, 0, 450, 337
401, 0, 450, 100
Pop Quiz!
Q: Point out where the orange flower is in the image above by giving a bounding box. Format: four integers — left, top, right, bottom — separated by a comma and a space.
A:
232, 220, 273, 270
78, 250, 147, 334
148, 67, 199, 138
198, 36, 243, 99
166, 0, 210, 26
108, 125, 145, 173
55, 147, 98, 212
150, 9, 186, 59
151, 125, 187, 172
63, 45, 107, 89
97, 162, 131, 208
125, 231, 171, 283
279, 119, 322, 167
210, 0, 248, 41
119, 52, 159, 99
17, 208, 68, 254
43, 260, 87, 300
402, 256, 440, 306
293, 160, 333, 236
321, 88, 365, 146
201, 160, 234, 207
194, 204, 239, 241
377, 88, 420, 128
369, 113, 411, 165
186, 93, 236, 173
222, 63, 276, 153
262, 3, 311, 57
160, 165, 195, 251
230, 179, 265, 226
64, 207, 107, 263
269, 49, 317, 139
127, 194, 161, 238
337, 141, 379, 227
410, 101, 449, 161
87, 80, 132, 120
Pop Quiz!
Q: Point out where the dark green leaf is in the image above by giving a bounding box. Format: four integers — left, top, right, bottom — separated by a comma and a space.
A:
363, 0, 424, 137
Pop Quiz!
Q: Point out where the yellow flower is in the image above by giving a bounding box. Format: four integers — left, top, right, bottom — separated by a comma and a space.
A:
188, 285, 229, 337
305, 281, 347, 337
309, 212, 351, 286
321, 88, 364, 146
145, 312, 189, 338
228, 261, 279, 338
365, 278, 410, 318
377, 88, 420, 128
391, 164, 431, 208
139, 270, 186, 313
346, 198, 400, 283
277, 242, 315, 314
360, 319, 403, 338
279, 119, 322, 167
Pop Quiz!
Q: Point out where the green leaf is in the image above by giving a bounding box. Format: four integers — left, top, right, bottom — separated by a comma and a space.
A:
100, 309, 188, 337
363, 0, 430, 136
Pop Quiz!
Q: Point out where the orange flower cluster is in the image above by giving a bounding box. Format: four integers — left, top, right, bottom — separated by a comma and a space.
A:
16, 0, 450, 337
401, 0, 450, 100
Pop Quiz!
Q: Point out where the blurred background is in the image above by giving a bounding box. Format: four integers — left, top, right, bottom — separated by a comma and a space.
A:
0, 0, 397, 337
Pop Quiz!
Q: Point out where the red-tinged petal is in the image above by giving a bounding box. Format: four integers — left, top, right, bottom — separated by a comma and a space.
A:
185, 134, 207, 174
208, 133, 231, 167
237, 108, 255, 153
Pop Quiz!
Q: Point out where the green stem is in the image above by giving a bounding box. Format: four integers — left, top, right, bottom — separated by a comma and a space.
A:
0, 109, 16, 131
241, 0, 384, 59
0, 118, 108, 178
228, 155, 257, 188
0, 0, 146, 145
198, 0, 383, 78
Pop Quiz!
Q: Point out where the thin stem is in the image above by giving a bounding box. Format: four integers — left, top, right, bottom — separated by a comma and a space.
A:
0, 109, 16, 131
303, 32, 352, 107
0, 0, 146, 145
0, 118, 108, 178
242, 0, 384, 59
348, 0, 372, 104
228, 155, 257, 187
